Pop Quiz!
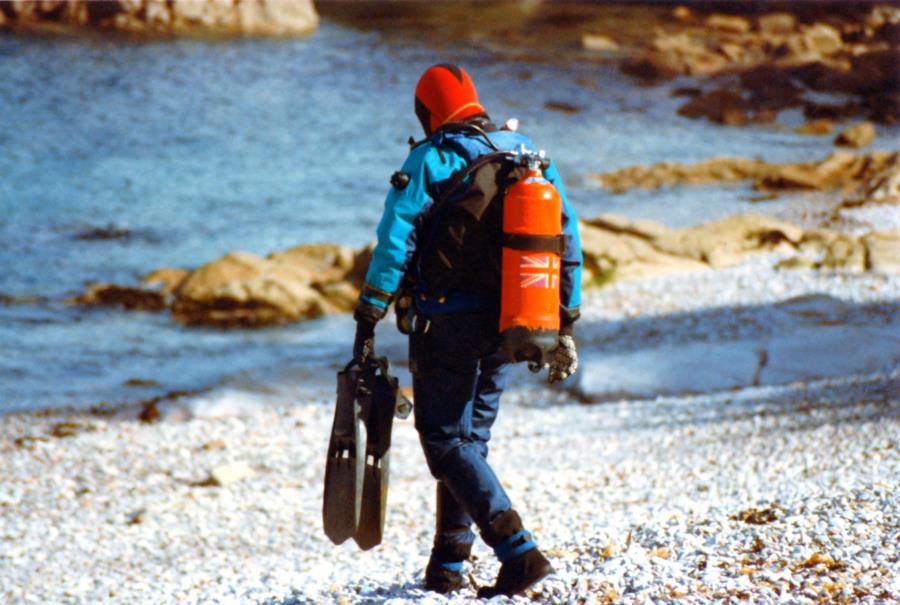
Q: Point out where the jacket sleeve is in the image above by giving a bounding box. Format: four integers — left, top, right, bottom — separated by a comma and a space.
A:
542, 160, 582, 324
359, 144, 466, 313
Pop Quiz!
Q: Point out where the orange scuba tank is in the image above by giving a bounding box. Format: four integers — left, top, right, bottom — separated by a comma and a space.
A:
498, 155, 562, 363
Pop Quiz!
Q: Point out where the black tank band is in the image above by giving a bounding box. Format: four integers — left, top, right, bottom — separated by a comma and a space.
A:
502, 233, 564, 254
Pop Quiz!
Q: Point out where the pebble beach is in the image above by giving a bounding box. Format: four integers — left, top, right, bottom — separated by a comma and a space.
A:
3, 257, 898, 605
3, 2, 899, 603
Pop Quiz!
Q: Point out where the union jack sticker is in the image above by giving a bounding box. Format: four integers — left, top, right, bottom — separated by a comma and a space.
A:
519, 254, 559, 289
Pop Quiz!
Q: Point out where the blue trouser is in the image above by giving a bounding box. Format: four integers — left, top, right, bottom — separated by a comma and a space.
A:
411, 311, 513, 548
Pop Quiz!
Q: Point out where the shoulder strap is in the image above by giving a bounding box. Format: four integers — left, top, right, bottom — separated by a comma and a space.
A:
432, 150, 516, 207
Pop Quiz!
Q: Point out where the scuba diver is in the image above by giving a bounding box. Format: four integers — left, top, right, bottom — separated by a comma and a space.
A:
351, 63, 582, 598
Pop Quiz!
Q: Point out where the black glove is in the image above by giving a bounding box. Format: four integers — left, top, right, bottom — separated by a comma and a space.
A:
352, 301, 386, 363
353, 319, 375, 363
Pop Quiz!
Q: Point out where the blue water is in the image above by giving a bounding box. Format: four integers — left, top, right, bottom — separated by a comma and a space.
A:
1, 21, 896, 413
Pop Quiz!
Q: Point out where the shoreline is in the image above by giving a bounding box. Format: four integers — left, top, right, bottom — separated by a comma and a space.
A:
3, 256, 899, 604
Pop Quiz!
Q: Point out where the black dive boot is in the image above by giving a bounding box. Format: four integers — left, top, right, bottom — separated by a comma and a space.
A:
424, 482, 474, 593
477, 509, 554, 598
423, 541, 470, 593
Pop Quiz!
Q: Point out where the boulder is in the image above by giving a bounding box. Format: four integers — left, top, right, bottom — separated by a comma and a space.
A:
0, 0, 318, 35
834, 121, 876, 148
142, 268, 189, 295
171, 0, 238, 30
758, 13, 797, 35
863, 230, 900, 274
677, 89, 751, 125
794, 119, 835, 135
236, 0, 319, 36
623, 31, 730, 79
621, 51, 683, 80
705, 14, 751, 34
786, 23, 844, 57
171, 251, 334, 327
740, 65, 803, 109
582, 33, 619, 52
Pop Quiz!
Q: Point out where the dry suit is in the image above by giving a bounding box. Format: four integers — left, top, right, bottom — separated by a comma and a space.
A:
356, 119, 582, 572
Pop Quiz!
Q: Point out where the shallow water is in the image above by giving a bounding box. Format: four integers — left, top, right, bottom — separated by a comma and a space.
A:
1, 18, 896, 413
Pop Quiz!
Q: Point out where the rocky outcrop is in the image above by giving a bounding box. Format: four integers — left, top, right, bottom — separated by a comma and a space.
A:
593, 151, 897, 195
72, 209, 899, 326
72, 243, 371, 327
0, 0, 318, 36
170, 243, 369, 327
624, 5, 900, 125
580, 213, 900, 282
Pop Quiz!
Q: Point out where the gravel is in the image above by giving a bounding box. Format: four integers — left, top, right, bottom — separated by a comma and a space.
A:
1, 257, 898, 605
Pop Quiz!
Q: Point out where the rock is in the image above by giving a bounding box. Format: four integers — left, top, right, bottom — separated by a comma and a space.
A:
617, 7, 896, 126
733, 506, 780, 524
593, 157, 768, 193
787, 23, 844, 57
677, 89, 750, 125
758, 13, 797, 35
799, 231, 868, 272
759, 165, 823, 190
171, 251, 333, 327
0, 0, 318, 36
71, 283, 166, 311
673, 6, 692, 22
314, 281, 360, 312
860, 154, 900, 202
268, 243, 356, 283
206, 462, 254, 487
794, 119, 834, 135
654, 213, 803, 268
72, 225, 134, 241
863, 230, 900, 274
705, 14, 751, 34
579, 221, 708, 284
594, 152, 894, 197
142, 268, 189, 295
740, 65, 803, 110
171, 0, 237, 30
586, 213, 673, 240
235, 0, 319, 36
834, 122, 876, 148
544, 101, 580, 114
621, 51, 683, 80
577, 213, 811, 284
582, 33, 619, 52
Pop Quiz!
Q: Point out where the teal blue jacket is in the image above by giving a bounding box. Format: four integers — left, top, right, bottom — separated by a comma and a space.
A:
360, 127, 582, 319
